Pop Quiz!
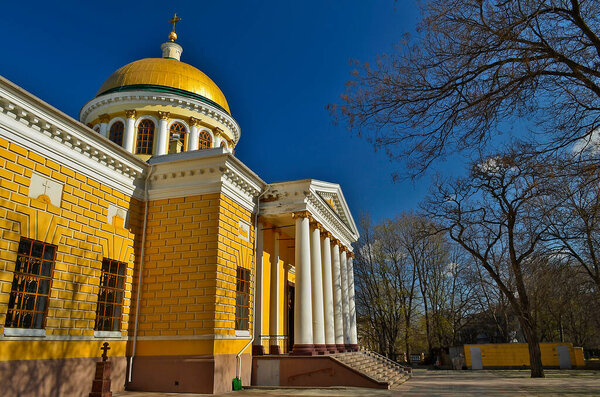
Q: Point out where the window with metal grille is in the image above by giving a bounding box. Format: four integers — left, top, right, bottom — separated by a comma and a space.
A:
94, 258, 127, 332
235, 267, 250, 330
136, 119, 155, 154
170, 122, 187, 150
5, 238, 56, 329
109, 121, 124, 146
199, 130, 212, 149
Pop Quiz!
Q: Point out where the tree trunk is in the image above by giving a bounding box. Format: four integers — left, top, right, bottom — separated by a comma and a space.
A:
519, 313, 545, 378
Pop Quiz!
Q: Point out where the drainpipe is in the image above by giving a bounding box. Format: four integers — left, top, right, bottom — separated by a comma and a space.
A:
235, 186, 269, 382
128, 164, 155, 383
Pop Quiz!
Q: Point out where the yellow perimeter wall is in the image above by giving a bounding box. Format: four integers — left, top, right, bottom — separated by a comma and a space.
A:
465, 343, 585, 368
0, 138, 140, 361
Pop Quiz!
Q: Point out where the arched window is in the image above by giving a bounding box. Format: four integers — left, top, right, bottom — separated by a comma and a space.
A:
220, 140, 227, 150
109, 121, 124, 146
199, 130, 212, 149
136, 119, 155, 154
169, 122, 187, 151
93, 125, 101, 133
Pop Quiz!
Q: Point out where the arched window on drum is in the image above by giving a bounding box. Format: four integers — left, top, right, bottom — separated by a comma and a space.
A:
169, 122, 187, 153
136, 119, 155, 155
199, 130, 212, 149
109, 121, 124, 146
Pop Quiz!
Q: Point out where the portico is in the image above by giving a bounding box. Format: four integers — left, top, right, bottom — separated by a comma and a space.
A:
254, 180, 360, 356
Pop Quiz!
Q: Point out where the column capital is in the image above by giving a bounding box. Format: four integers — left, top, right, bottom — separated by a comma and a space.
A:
332, 238, 341, 247
99, 113, 110, 123
324, 231, 333, 240
214, 127, 225, 137
189, 116, 201, 127
292, 210, 311, 220
158, 111, 170, 120
310, 221, 325, 233
125, 110, 137, 119
347, 251, 355, 258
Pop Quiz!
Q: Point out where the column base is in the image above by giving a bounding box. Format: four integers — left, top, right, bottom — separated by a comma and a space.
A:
326, 344, 338, 354
252, 345, 265, 356
269, 345, 282, 355
349, 344, 359, 352
336, 344, 346, 353
290, 344, 317, 356
314, 344, 328, 355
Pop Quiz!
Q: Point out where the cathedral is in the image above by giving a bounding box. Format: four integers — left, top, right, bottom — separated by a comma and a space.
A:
0, 17, 361, 395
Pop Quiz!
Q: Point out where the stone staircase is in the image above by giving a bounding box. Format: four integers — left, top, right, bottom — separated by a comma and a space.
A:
331, 349, 412, 390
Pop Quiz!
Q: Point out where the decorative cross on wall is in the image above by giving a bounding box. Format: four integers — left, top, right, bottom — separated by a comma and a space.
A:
41, 179, 52, 196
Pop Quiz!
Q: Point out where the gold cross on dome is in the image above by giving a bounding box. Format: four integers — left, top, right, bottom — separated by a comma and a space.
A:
169, 13, 182, 32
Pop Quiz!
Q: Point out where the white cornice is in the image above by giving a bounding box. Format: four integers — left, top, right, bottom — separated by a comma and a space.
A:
260, 179, 360, 248
0, 76, 146, 198
147, 148, 265, 212
79, 90, 241, 144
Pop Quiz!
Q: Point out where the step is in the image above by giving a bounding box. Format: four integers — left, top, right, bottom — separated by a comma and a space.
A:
331, 351, 412, 390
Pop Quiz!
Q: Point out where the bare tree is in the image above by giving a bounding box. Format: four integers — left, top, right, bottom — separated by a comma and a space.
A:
354, 215, 408, 360
332, 0, 600, 176
423, 152, 557, 377
545, 158, 600, 291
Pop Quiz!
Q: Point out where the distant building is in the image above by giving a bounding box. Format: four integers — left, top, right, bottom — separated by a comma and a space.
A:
0, 21, 359, 395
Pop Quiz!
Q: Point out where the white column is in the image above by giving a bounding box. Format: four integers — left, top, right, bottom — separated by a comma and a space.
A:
269, 230, 280, 354
157, 112, 169, 156
188, 118, 200, 151
321, 232, 335, 352
310, 224, 326, 354
340, 249, 350, 348
331, 242, 344, 350
252, 224, 265, 355
347, 254, 358, 350
99, 115, 109, 138
293, 212, 313, 355
124, 110, 136, 153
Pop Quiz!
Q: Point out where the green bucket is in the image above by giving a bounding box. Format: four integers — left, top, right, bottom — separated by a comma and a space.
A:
232, 377, 242, 391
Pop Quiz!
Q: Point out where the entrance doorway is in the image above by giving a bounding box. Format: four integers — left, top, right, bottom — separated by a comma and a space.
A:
287, 282, 295, 352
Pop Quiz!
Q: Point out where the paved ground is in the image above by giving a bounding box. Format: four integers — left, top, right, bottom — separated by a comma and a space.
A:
398, 369, 600, 396
114, 369, 600, 396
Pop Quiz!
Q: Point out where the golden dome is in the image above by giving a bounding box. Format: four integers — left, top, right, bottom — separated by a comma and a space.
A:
96, 58, 230, 113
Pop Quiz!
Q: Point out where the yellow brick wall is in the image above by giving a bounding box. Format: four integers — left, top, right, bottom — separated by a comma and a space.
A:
0, 138, 139, 360
133, 192, 255, 356
135, 194, 221, 339
464, 343, 578, 368
216, 194, 254, 338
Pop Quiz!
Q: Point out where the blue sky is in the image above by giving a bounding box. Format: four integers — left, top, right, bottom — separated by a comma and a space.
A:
0, 1, 429, 223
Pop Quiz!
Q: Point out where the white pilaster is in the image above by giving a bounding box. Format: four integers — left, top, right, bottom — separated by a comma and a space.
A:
293, 213, 314, 354
340, 249, 350, 347
157, 112, 169, 156
252, 224, 265, 354
331, 242, 344, 349
310, 224, 326, 353
321, 232, 335, 352
99, 115, 109, 138
188, 120, 200, 151
269, 230, 280, 354
347, 255, 358, 349
124, 110, 136, 153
